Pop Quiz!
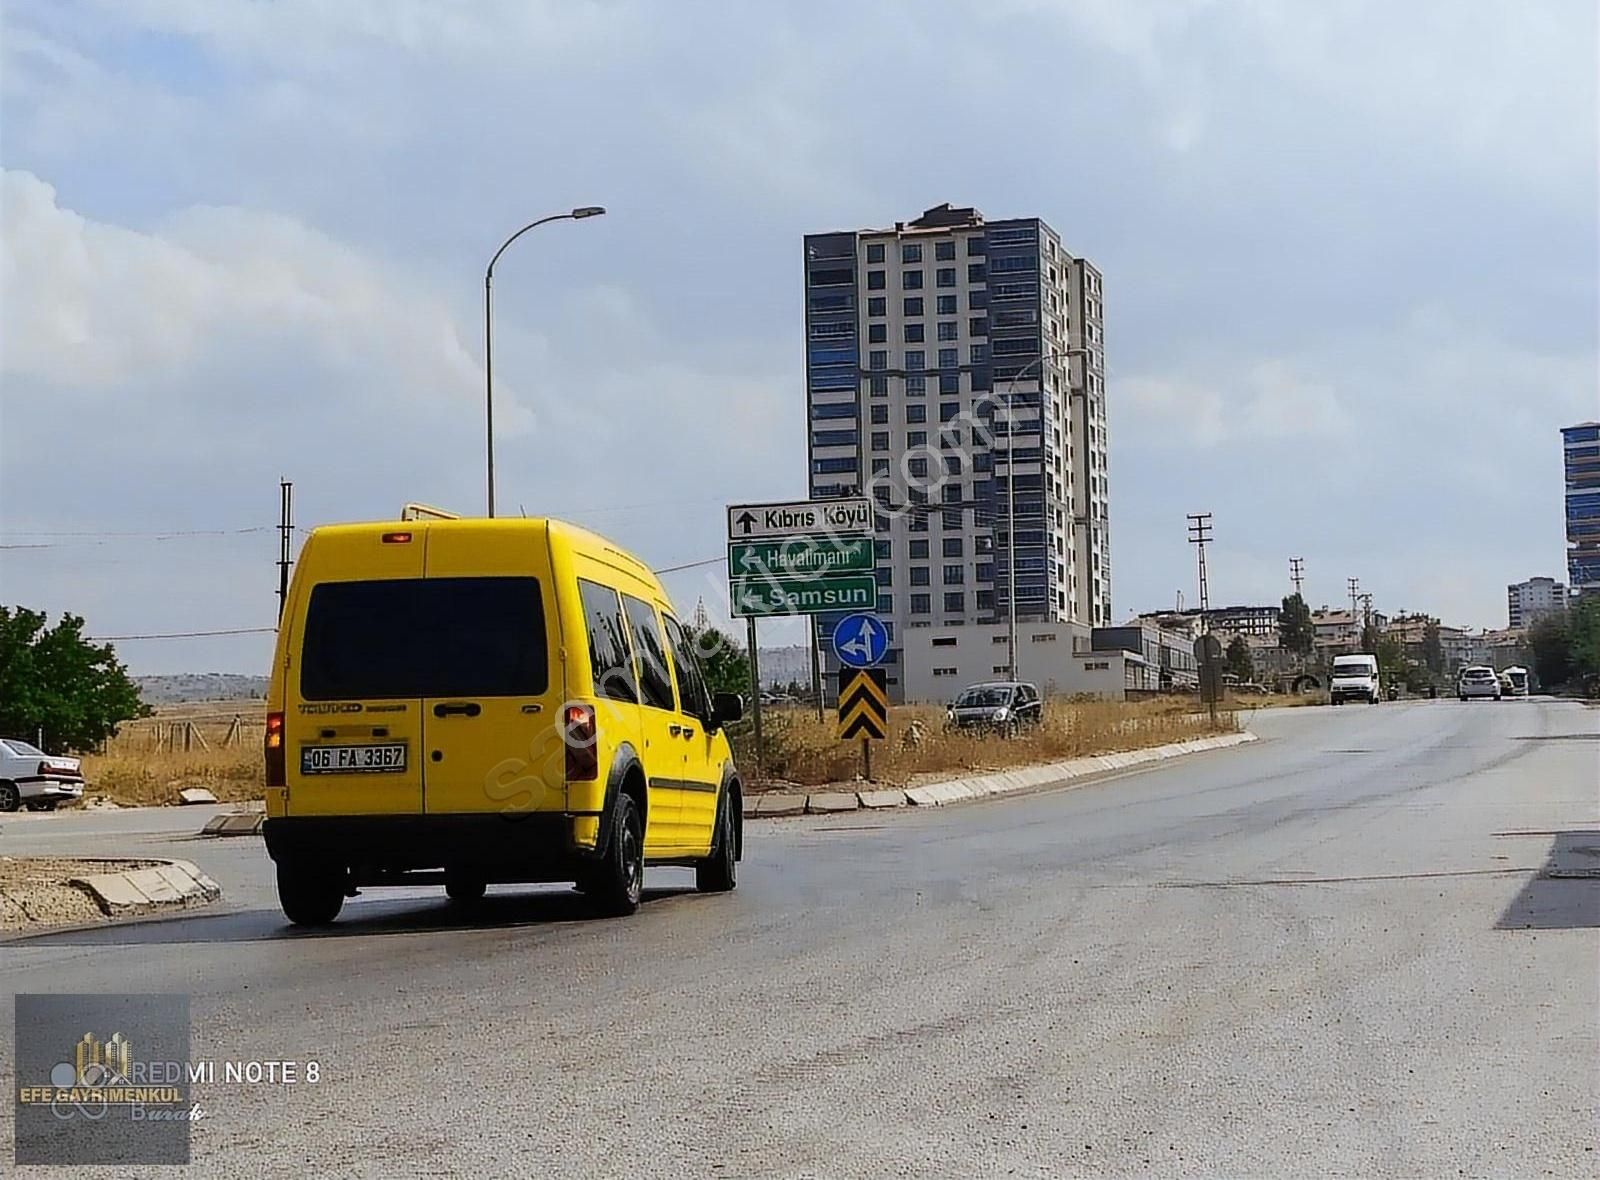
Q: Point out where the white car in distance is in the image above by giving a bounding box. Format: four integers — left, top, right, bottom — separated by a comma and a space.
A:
0, 738, 86, 811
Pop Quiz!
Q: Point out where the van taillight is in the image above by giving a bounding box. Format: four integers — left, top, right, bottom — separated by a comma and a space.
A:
265, 711, 286, 787
563, 703, 597, 782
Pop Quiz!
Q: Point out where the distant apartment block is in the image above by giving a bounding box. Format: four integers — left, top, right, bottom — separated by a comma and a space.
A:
804, 203, 1109, 700
1506, 576, 1566, 629
1131, 604, 1279, 639
1563, 422, 1600, 599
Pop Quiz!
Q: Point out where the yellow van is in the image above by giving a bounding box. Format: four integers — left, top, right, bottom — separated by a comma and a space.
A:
262, 517, 745, 925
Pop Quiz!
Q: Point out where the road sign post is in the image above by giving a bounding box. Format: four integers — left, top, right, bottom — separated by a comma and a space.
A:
747, 616, 764, 780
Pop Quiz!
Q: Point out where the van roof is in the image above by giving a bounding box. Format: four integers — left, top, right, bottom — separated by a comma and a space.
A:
301, 517, 666, 595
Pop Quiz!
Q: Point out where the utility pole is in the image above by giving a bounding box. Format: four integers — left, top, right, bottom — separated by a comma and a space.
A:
1290, 557, 1305, 598
1347, 577, 1360, 651
277, 478, 294, 620
1187, 513, 1214, 628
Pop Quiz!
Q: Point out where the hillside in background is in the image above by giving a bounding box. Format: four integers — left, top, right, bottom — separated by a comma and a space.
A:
136, 673, 271, 704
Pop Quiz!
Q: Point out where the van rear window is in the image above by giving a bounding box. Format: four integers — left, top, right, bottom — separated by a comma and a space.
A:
300, 577, 547, 700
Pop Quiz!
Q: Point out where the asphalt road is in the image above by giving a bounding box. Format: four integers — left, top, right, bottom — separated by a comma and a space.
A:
3, 699, 1596, 1178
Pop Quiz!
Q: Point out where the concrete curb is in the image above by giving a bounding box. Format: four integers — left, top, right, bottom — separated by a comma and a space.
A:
751, 731, 1258, 818
200, 812, 265, 837
70, 858, 222, 918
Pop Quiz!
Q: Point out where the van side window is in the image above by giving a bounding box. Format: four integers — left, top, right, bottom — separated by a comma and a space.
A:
578, 579, 638, 703
622, 595, 677, 712
661, 614, 712, 722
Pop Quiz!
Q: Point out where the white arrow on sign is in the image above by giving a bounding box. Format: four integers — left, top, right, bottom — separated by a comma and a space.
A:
837, 618, 877, 663
737, 588, 769, 614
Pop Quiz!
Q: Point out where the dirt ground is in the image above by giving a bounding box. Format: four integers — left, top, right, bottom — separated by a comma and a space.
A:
0, 857, 155, 932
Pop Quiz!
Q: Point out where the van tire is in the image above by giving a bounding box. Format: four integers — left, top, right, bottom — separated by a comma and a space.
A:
589, 793, 644, 917
445, 869, 486, 906
695, 792, 738, 893
276, 863, 344, 927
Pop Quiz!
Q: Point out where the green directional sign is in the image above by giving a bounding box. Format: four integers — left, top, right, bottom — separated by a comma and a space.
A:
730, 574, 878, 618
728, 536, 874, 578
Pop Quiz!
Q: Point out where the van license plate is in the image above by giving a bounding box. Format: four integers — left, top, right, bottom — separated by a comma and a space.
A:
301, 744, 407, 774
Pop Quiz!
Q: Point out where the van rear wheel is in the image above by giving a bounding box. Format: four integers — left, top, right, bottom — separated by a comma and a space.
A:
695, 792, 738, 893
276, 863, 344, 927
589, 793, 644, 917
445, 869, 486, 906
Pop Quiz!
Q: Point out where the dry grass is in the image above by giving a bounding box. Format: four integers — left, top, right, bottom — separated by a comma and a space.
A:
80, 714, 264, 807
735, 697, 1238, 789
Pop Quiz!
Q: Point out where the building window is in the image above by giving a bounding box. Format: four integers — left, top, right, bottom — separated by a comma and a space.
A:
906, 374, 926, 396
812, 428, 858, 447
868, 296, 886, 316
903, 296, 924, 316
976, 563, 994, 583
867, 270, 886, 290
977, 590, 994, 610
944, 565, 965, 585
870, 376, 888, 396
868, 323, 887, 343
901, 243, 922, 263
871, 404, 889, 424
907, 430, 927, 446
943, 537, 964, 557
871, 458, 889, 476
992, 664, 1009, 675
937, 322, 958, 342
944, 592, 966, 612
911, 594, 931, 614
1031, 632, 1057, 643
937, 267, 956, 288
866, 243, 885, 263
811, 401, 857, 420
940, 372, 960, 395
937, 295, 958, 315
970, 343, 988, 363
905, 349, 925, 370
969, 289, 988, 309
909, 539, 929, 559
943, 454, 961, 474
869, 349, 887, 370
974, 452, 992, 473
939, 401, 959, 422
906, 404, 927, 424
938, 347, 958, 367
908, 457, 928, 478
904, 323, 925, 343
935, 241, 956, 261
871, 431, 890, 452
874, 567, 893, 587
903, 270, 924, 290
933, 666, 957, 677
812, 457, 857, 475
874, 539, 891, 559
911, 567, 930, 586
968, 238, 986, 256
968, 263, 986, 283
879, 594, 894, 612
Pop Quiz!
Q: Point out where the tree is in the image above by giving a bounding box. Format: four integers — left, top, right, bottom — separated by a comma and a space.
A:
0, 607, 149, 752
1224, 635, 1254, 683
1421, 622, 1444, 675
685, 623, 752, 700
1278, 593, 1314, 657
1359, 621, 1380, 653
1567, 595, 1600, 690
1526, 613, 1572, 688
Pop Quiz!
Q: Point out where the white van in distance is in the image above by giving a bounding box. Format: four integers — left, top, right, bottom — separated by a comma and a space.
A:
1330, 654, 1381, 705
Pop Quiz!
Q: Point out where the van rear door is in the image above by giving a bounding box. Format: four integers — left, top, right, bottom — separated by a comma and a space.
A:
420, 524, 564, 816
287, 532, 427, 816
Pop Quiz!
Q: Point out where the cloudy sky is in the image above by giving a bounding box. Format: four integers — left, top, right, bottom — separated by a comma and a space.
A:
2, 0, 1595, 674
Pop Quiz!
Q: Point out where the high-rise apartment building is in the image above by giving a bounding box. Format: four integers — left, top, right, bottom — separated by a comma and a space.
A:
804, 204, 1109, 699
1506, 576, 1566, 629
1563, 422, 1600, 599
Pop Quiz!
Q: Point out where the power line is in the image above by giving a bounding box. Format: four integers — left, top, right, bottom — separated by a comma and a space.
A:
1, 527, 274, 550
87, 627, 278, 641
653, 556, 725, 574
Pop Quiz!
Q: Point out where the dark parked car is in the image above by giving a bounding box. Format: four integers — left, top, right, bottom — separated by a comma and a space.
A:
945, 681, 1043, 736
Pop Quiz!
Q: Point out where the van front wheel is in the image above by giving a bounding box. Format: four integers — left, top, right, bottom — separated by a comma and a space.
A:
695, 793, 738, 893
276, 863, 344, 927
589, 793, 644, 917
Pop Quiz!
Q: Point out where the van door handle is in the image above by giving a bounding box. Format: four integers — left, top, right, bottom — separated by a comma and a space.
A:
433, 702, 481, 718
668, 724, 684, 736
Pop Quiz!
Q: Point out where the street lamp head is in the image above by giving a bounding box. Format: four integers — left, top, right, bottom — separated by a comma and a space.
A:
571, 206, 607, 219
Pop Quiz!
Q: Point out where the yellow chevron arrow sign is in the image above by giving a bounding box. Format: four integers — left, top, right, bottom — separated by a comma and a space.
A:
837, 667, 888, 741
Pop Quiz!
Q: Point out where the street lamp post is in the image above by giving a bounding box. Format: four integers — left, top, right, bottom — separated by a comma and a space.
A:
484, 206, 606, 517
1000, 347, 1091, 680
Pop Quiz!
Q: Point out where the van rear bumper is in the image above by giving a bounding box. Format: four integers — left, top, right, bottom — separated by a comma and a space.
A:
264, 813, 601, 880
